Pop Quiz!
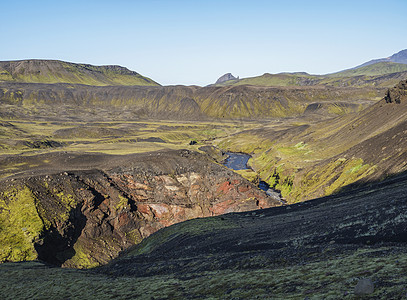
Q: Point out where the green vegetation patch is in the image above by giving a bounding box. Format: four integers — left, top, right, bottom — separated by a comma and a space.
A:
324, 159, 374, 195
0, 186, 44, 262
53, 190, 77, 221
234, 169, 258, 183
327, 103, 363, 116
115, 194, 129, 211
277, 142, 312, 157
216, 133, 274, 154
66, 243, 100, 269
125, 229, 143, 245
289, 158, 376, 202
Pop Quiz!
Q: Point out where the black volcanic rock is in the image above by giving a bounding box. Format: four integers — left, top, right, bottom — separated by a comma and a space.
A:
215, 73, 238, 84
384, 79, 406, 104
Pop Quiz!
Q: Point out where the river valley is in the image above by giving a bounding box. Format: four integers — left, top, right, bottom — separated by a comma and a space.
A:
223, 152, 284, 204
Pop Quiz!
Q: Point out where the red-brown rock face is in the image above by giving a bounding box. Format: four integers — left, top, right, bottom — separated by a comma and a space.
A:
110, 171, 275, 233
0, 150, 281, 268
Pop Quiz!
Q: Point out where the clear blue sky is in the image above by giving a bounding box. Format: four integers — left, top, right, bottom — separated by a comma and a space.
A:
1, 0, 406, 86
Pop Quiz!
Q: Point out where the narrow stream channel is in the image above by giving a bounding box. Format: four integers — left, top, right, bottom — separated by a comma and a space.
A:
223, 152, 285, 204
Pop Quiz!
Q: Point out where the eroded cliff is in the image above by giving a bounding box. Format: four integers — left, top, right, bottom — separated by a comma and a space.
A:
0, 150, 281, 268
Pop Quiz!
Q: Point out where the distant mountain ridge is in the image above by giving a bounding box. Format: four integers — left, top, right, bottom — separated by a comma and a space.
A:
0, 59, 160, 86
214, 65, 407, 88
354, 49, 407, 68
213, 49, 407, 88
327, 61, 407, 77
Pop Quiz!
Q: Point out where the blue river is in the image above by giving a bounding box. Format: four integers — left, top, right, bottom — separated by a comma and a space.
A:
223, 152, 283, 202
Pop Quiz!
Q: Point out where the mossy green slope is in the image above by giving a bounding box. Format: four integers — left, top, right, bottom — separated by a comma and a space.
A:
0, 179, 82, 264
0, 186, 45, 262
0, 60, 159, 86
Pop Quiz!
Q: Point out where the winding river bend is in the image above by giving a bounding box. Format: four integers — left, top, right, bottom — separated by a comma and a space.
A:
223, 152, 285, 204
223, 152, 251, 171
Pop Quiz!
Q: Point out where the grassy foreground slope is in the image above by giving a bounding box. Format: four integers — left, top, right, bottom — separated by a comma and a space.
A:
0, 60, 159, 86
1, 170, 407, 299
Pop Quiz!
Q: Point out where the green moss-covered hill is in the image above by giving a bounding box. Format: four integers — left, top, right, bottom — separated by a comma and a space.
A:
216, 62, 407, 88
0, 60, 159, 86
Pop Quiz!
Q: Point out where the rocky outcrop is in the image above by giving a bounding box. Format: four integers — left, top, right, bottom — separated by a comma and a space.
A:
0, 150, 281, 268
385, 79, 406, 103
215, 73, 238, 84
